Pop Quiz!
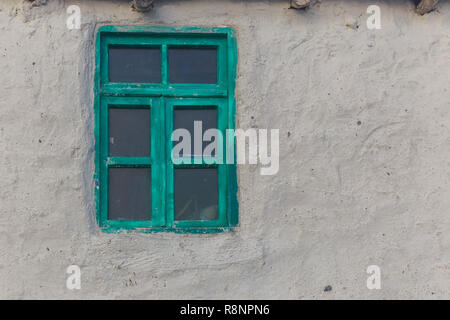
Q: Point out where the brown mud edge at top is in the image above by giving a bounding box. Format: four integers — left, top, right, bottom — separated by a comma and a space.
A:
290, 0, 440, 15
27, 0, 441, 15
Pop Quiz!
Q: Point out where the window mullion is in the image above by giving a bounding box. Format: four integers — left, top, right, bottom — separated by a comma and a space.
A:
161, 44, 168, 85
150, 97, 165, 227
164, 96, 174, 228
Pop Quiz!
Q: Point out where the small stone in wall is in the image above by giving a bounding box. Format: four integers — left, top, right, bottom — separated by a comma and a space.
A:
27, 0, 47, 7
290, 0, 311, 9
416, 0, 440, 15
131, 0, 154, 12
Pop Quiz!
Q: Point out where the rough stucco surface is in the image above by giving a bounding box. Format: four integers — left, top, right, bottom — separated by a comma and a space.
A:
0, 0, 449, 299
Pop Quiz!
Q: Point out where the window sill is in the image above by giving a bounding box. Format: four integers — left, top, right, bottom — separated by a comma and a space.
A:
99, 225, 237, 234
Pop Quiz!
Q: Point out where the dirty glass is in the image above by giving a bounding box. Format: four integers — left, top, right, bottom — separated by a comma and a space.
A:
109, 47, 161, 83
108, 168, 151, 220
109, 108, 150, 157
174, 168, 218, 221
173, 108, 217, 157
169, 48, 217, 84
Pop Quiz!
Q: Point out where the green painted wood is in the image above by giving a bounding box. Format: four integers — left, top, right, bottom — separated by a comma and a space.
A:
100, 84, 227, 97
98, 24, 234, 35
161, 44, 168, 85
166, 98, 228, 229
94, 25, 238, 233
94, 29, 102, 227
102, 33, 227, 91
227, 29, 239, 227
150, 97, 165, 227
106, 157, 152, 166
98, 96, 164, 228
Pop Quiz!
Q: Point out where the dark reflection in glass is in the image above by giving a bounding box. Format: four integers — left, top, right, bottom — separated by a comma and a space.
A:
173, 108, 217, 158
174, 168, 218, 221
109, 47, 161, 83
109, 108, 150, 157
169, 48, 217, 84
108, 168, 151, 220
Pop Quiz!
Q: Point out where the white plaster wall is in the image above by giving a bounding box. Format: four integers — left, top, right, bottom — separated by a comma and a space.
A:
0, 0, 449, 299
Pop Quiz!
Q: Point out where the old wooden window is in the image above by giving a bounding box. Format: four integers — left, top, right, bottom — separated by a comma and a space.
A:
94, 26, 238, 233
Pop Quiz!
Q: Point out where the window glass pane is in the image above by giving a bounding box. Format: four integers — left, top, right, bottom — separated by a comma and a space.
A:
169, 48, 217, 84
109, 47, 161, 83
174, 168, 218, 221
108, 168, 151, 220
109, 108, 150, 157
173, 108, 217, 157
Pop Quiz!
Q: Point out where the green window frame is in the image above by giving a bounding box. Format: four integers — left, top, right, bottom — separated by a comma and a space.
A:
94, 25, 238, 233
